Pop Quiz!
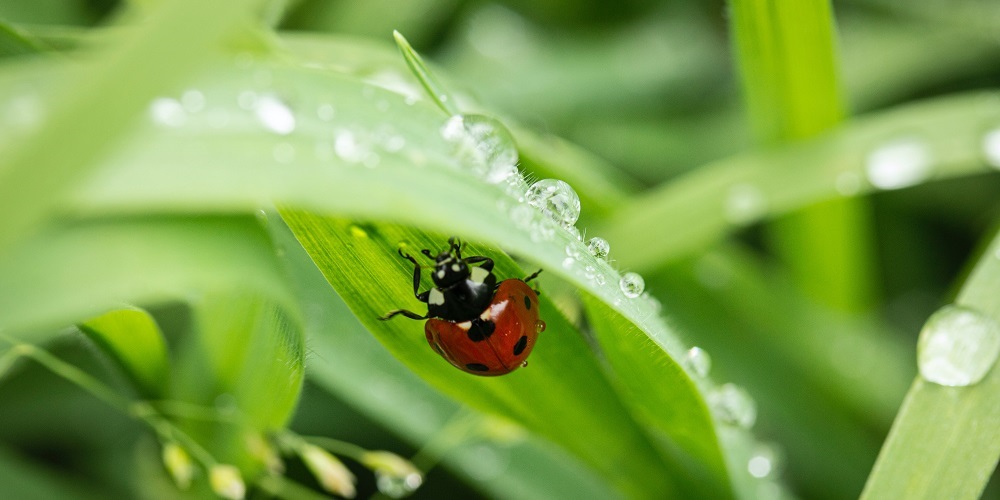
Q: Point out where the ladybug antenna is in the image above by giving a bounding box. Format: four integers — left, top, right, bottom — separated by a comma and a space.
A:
525, 269, 543, 283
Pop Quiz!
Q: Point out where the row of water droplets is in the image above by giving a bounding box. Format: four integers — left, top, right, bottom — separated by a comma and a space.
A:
439, 112, 782, 484
145, 62, 428, 172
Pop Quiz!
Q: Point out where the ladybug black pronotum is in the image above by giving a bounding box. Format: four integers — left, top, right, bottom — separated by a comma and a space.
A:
380, 237, 544, 376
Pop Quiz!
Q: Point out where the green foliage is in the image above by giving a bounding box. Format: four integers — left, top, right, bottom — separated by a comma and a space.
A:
0, 0, 999, 499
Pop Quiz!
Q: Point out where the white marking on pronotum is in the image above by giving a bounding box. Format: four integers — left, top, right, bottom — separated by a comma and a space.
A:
429, 289, 445, 305
452, 264, 461, 271
470, 266, 489, 283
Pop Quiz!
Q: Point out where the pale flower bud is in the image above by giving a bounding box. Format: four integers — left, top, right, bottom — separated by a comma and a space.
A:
161, 442, 195, 490
209, 464, 246, 500
300, 444, 356, 498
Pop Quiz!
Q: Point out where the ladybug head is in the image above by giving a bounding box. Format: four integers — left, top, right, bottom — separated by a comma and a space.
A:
430, 249, 469, 288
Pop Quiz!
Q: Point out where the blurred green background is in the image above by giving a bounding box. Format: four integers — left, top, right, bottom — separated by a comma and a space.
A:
1, 0, 999, 498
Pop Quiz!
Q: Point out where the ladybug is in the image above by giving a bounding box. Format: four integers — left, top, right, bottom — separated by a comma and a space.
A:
380, 237, 544, 376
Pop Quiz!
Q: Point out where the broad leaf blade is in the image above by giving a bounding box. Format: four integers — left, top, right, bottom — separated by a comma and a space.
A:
79, 308, 171, 398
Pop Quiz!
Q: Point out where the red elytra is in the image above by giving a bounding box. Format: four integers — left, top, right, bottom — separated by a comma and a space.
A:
425, 279, 544, 376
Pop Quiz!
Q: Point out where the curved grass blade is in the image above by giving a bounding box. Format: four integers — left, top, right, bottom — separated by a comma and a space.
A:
277, 212, 681, 498
599, 92, 1000, 270
0, 0, 261, 252
0, 216, 292, 342
861, 226, 1000, 499
393, 30, 458, 116
78, 308, 171, 398
0, 20, 45, 58
269, 216, 620, 499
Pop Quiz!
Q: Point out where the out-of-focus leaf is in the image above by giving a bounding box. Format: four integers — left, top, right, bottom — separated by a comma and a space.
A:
0, 445, 105, 500
78, 308, 171, 398
0, 216, 291, 342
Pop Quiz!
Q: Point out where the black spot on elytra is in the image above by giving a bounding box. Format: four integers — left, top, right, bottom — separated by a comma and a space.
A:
466, 363, 489, 372
467, 319, 495, 342
523, 295, 531, 310
513, 335, 528, 356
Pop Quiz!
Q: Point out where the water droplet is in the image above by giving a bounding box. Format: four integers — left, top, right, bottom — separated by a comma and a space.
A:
149, 97, 186, 127
594, 273, 607, 286
619, 272, 645, 298
982, 128, 1000, 168
349, 225, 369, 238
317, 104, 335, 121
334, 129, 371, 163
835, 171, 862, 196
747, 444, 781, 479
529, 217, 556, 242
375, 471, 422, 498
725, 183, 767, 225
180, 90, 205, 113
709, 384, 756, 428
562, 257, 575, 269
525, 179, 581, 227
535, 320, 546, 333
441, 114, 519, 184
521, 360, 528, 368
255, 95, 296, 135
865, 138, 932, 190
587, 237, 610, 260
565, 225, 582, 241
272, 142, 295, 163
917, 304, 1000, 386
685, 347, 712, 377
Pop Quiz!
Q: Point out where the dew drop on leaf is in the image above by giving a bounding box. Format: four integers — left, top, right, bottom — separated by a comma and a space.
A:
684, 346, 712, 378
525, 179, 581, 227
375, 471, 423, 498
586, 237, 610, 260
708, 383, 757, 429
865, 138, 932, 190
917, 304, 1000, 386
441, 114, 519, 184
619, 272, 645, 298
982, 128, 1000, 168
254, 94, 296, 135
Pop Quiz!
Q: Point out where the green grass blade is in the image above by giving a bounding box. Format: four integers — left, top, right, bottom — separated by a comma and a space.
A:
0, 216, 291, 341
78, 308, 171, 398
270, 216, 620, 499
277, 212, 680, 498
728, 0, 876, 312
861, 227, 1000, 499
0, 19, 45, 58
599, 92, 1000, 270
393, 30, 458, 116
0, 0, 260, 252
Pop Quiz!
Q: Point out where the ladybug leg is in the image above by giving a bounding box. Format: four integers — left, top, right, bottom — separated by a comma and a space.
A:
524, 269, 543, 283
463, 255, 494, 273
397, 249, 428, 303
379, 309, 427, 321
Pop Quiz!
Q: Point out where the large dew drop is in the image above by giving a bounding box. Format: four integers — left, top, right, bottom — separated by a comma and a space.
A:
982, 128, 1000, 168
441, 114, 519, 184
525, 179, 581, 227
865, 138, 932, 190
254, 94, 296, 135
708, 384, 757, 429
917, 304, 1000, 387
